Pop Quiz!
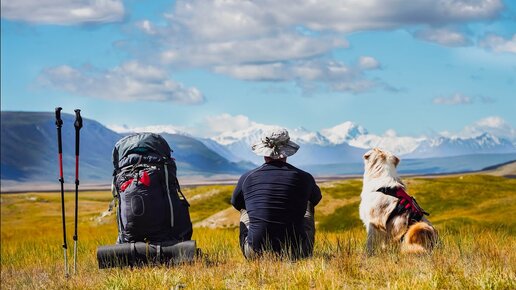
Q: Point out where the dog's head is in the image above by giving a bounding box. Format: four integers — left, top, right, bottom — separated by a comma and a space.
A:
363, 147, 400, 179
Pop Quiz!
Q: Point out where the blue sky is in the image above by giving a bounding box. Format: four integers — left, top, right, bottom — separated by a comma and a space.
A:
1, 0, 515, 138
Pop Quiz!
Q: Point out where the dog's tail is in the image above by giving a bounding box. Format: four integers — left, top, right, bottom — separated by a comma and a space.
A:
401, 222, 437, 255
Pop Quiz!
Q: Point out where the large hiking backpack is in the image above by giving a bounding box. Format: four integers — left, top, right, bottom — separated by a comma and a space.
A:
111, 133, 192, 243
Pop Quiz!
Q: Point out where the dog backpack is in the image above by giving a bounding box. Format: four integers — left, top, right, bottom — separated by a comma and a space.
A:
112, 133, 192, 243
377, 187, 430, 223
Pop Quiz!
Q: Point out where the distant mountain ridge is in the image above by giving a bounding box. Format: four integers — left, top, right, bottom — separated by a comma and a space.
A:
405, 133, 516, 158
2, 111, 516, 185
108, 119, 516, 161
200, 122, 516, 165
0, 111, 250, 183
1, 111, 118, 182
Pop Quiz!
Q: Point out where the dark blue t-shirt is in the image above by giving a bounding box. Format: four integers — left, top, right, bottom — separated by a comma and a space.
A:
231, 160, 322, 253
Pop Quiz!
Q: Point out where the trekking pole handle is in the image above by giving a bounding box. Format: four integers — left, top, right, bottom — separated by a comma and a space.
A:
74, 109, 82, 159
74, 109, 83, 130
55, 107, 63, 128
55, 107, 64, 156
55, 107, 64, 171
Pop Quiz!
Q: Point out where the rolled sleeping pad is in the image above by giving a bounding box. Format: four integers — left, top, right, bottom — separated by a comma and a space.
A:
97, 240, 196, 269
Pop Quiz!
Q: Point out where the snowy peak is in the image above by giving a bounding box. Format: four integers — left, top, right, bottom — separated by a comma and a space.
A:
290, 127, 330, 145
319, 123, 421, 155
473, 133, 501, 146
320, 121, 368, 144
110, 119, 516, 162
212, 124, 278, 146
208, 121, 516, 161
349, 134, 424, 156
429, 133, 501, 148
406, 132, 515, 158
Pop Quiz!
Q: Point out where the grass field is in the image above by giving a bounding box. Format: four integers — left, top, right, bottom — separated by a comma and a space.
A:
1, 175, 515, 289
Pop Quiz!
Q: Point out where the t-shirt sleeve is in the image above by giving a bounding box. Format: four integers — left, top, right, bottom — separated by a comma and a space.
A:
231, 174, 246, 210
308, 175, 322, 206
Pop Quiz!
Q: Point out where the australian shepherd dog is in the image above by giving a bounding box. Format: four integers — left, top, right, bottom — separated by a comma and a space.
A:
359, 148, 438, 254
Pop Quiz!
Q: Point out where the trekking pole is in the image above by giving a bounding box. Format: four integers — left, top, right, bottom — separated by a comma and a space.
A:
73, 109, 83, 274
55, 107, 69, 277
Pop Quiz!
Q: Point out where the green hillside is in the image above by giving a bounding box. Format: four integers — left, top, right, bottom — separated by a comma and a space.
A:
1, 175, 515, 288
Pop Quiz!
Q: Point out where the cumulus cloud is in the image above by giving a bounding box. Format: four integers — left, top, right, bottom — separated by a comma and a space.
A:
383, 129, 398, 138
479, 33, 516, 54
166, 0, 502, 39
433, 93, 496, 105
441, 116, 516, 141
135, 20, 157, 35
414, 27, 471, 47
156, 0, 502, 64
213, 58, 380, 93
467, 117, 516, 139
130, 0, 503, 93
107, 124, 190, 135
37, 61, 204, 104
160, 34, 348, 66
1, 0, 124, 25
202, 114, 256, 135
358, 56, 381, 70
433, 93, 473, 105
109, 113, 260, 138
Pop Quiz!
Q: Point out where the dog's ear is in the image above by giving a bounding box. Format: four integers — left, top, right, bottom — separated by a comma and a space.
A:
393, 155, 400, 167
363, 150, 372, 160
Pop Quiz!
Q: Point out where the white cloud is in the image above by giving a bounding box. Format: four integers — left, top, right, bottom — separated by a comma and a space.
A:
1, 0, 124, 25
160, 34, 348, 66
135, 0, 503, 93
433, 93, 496, 105
107, 124, 190, 135
110, 114, 266, 143
433, 93, 472, 105
136, 20, 157, 35
166, 0, 502, 39
213, 63, 288, 81
479, 34, 516, 54
358, 56, 381, 70
463, 116, 516, 140
414, 27, 471, 47
199, 114, 257, 137
214, 58, 381, 93
157, 0, 502, 64
37, 61, 204, 104
442, 116, 516, 141
384, 129, 398, 138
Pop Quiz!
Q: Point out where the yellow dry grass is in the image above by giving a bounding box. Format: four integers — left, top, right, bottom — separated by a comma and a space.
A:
1, 175, 515, 289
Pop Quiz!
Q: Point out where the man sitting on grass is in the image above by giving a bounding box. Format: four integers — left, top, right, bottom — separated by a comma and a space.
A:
231, 128, 322, 259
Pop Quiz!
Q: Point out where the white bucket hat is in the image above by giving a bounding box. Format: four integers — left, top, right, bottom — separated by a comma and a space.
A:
251, 128, 299, 159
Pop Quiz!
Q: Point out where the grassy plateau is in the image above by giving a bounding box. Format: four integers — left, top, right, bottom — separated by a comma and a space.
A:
1, 174, 515, 289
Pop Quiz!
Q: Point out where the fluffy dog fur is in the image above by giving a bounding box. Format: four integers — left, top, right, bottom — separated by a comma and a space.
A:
359, 148, 437, 255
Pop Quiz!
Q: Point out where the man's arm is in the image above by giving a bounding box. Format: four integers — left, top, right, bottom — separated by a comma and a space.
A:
231, 174, 246, 210
308, 175, 322, 206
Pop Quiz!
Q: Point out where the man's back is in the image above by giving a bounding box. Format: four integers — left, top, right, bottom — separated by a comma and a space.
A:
231, 160, 322, 254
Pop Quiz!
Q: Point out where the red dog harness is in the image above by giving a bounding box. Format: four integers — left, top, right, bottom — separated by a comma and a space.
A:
377, 187, 430, 224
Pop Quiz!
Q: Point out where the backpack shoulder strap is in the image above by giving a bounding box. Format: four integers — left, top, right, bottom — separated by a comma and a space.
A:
110, 174, 124, 242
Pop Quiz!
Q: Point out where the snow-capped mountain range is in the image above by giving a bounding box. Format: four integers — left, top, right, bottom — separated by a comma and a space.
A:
3, 111, 515, 185
404, 133, 516, 158
111, 120, 516, 166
